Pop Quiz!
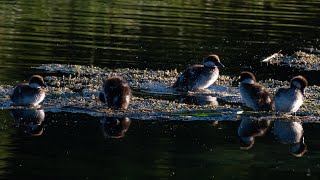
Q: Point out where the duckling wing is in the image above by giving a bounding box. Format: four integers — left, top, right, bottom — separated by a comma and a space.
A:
10, 84, 28, 99
173, 65, 203, 90
253, 85, 273, 111
275, 88, 287, 98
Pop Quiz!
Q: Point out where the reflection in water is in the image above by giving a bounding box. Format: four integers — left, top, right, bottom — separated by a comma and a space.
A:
100, 117, 131, 139
238, 119, 271, 150
0, 110, 319, 179
273, 120, 307, 157
10, 108, 45, 136
179, 95, 218, 106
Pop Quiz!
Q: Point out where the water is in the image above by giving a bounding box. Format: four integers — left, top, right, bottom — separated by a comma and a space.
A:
1, 110, 320, 179
0, 0, 320, 179
1, 0, 320, 84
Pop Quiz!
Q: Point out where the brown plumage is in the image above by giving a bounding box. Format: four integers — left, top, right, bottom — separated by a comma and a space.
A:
99, 76, 131, 110
173, 54, 224, 91
239, 72, 273, 111
10, 75, 47, 106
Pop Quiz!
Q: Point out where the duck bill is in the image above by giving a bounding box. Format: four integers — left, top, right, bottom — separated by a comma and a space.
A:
41, 82, 47, 88
39, 82, 47, 88
216, 62, 225, 67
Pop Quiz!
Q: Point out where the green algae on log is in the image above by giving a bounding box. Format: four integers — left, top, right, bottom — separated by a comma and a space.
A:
261, 51, 320, 71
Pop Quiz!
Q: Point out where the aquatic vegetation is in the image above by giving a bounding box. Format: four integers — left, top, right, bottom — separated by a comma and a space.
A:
261, 51, 320, 71
0, 63, 318, 121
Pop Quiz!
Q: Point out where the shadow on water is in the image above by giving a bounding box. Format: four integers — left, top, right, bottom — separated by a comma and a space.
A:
178, 95, 219, 106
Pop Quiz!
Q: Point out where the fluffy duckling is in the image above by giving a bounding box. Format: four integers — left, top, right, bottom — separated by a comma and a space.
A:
239, 72, 273, 111
173, 54, 224, 91
10, 75, 47, 106
274, 76, 308, 114
99, 76, 131, 110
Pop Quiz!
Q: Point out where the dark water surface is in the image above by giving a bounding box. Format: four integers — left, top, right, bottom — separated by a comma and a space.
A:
1, 0, 320, 179
0, 0, 320, 84
1, 110, 320, 179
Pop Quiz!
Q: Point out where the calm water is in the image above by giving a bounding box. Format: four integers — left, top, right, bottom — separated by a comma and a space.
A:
1, 110, 320, 179
1, 0, 320, 179
0, 0, 320, 84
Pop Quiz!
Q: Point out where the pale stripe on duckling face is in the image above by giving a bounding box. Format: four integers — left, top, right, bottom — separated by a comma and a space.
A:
203, 61, 215, 68
292, 81, 302, 89
241, 78, 255, 85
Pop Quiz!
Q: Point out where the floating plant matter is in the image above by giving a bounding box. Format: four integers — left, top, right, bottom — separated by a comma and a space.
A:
0, 63, 318, 121
261, 51, 320, 71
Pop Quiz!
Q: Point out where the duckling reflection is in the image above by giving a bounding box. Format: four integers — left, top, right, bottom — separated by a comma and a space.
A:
10, 108, 45, 136
179, 95, 218, 106
273, 120, 307, 157
238, 119, 271, 150
100, 117, 131, 139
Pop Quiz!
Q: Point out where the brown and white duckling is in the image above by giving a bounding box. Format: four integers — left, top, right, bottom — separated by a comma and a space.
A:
274, 76, 308, 114
99, 76, 131, 110
10, 75, 47, 107
239, 72, 273, 111
173, 54, 224, 91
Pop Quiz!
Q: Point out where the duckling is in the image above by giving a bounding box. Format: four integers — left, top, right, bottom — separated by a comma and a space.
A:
173, 54, 224, 91
10, 75, 47, 106
99, 76, 131, 110
274, 76, 308, 114
239, 72, 273, 111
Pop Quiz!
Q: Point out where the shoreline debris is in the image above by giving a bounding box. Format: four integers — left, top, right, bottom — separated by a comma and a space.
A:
261, 51, 320, 71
